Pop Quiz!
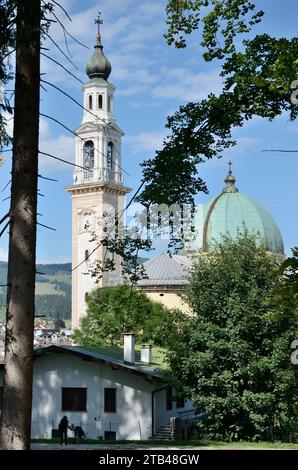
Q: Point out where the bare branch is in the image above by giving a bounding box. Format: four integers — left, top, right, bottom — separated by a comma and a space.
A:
37, 222, 56, 231
1, 180, 11, 192
46, 0, 72, 22
2, 48, 16, 60
50, 9, 88, 49
62, 26, 72, 57
0, 213, 10, 225
41, 52, 84, 84
44, 32, 79, 71
39, 150, 88, 171
40, 83, 48, 93
38, 173, 58, 182
0, 220, 10, 237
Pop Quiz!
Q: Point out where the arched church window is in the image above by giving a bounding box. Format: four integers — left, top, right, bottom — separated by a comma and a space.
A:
83, 141, 94, 169
98, 94, 103, 109
108, 95, 111, 112
89, 95, 93, 109
107, 142, 113, 170
85, 250, 89, 261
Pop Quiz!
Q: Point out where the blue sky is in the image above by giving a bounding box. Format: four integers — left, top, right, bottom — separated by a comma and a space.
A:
0, 0, 298, 262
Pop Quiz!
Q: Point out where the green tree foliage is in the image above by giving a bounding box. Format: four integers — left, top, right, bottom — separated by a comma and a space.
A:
73, 284, 184, 348
138, 1, 298, 206
278, 247, 298, 295
165, 0, 263, 59
167, 232, 298, 441
138, 94, 242, 205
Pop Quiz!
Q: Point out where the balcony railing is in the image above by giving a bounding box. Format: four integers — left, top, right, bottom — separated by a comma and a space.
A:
75, 168, 123, 185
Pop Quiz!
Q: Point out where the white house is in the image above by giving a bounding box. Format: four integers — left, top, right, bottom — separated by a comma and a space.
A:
0, 335, 193, 440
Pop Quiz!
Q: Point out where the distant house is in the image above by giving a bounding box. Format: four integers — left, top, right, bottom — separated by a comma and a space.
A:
0, 335, 192, 440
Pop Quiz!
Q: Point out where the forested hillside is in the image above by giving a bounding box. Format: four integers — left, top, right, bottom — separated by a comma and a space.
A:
0, 262, 71, 320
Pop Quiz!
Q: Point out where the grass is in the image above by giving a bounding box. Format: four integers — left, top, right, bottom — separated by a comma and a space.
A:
35, 282, 65, 296
43, 274, 71, 284
30, 438, 298, 448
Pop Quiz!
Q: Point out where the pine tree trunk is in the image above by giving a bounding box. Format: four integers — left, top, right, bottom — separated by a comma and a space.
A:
0, 0, 40, 450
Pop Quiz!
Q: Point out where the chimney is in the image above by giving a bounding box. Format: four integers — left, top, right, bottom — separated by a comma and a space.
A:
140, 345, 152, 365
123, 333, 135, 363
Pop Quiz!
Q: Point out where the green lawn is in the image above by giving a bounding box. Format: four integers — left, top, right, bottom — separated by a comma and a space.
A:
30, 438, 298, 448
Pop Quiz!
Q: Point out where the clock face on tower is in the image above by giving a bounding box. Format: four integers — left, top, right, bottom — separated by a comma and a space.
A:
83, 213, 94, 231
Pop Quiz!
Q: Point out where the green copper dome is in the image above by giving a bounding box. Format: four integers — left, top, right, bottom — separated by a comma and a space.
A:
86, 33, 111, 80
201, 169, 284, 254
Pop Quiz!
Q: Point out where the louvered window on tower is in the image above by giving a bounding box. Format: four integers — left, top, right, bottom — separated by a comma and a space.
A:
83, 141, 94, 169
107, 142, 113, 170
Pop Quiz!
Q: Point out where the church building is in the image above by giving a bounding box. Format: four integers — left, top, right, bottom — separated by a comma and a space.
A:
137, 164, 284, 312
66, 20, 284, 327
65, 25, 131, 330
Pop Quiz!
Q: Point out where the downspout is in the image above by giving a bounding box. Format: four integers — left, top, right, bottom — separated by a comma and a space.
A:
151, 385, 168, 438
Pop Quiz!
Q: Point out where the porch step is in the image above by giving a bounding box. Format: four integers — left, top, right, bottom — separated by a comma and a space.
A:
151, 425, 174, 441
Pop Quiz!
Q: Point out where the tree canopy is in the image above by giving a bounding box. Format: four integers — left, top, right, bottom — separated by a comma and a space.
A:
167, 232, 298, 441
138, 1, 298, 206
73, 284, 185, 348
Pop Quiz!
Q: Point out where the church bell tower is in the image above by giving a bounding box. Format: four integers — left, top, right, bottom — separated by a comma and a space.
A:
66, 15, 131, 330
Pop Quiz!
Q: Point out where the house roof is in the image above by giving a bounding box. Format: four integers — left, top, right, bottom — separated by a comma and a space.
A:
137, 253, 191, 287
33, 344, 167, 381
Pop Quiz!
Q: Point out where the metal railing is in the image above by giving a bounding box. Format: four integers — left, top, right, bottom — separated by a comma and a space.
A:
75, 168, 123, 185
177, 409, 208, 425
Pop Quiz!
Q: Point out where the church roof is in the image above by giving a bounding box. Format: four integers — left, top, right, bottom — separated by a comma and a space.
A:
202, 167, 284, 254
137, 253, 191, 287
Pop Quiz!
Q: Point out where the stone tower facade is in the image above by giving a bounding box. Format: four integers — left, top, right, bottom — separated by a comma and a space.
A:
66, 27, 130, 330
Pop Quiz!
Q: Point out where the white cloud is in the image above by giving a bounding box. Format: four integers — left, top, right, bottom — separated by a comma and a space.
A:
42, 0, 164, 94
125, 130, 168, 153
230, 137, 261, 153
0, 114, 73, 173
38, 117, 74, 173
152, 68, 222, 102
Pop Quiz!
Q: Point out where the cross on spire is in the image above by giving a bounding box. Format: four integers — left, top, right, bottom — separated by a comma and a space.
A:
94, 12, 103, 36
228, 159, 233, 175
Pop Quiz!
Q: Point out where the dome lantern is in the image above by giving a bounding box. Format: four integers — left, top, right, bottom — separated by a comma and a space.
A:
223, 160, 238, 193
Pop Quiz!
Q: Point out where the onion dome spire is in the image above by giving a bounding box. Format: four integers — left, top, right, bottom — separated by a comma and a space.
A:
85, 12, 112, 80
223, 160, 238, 193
